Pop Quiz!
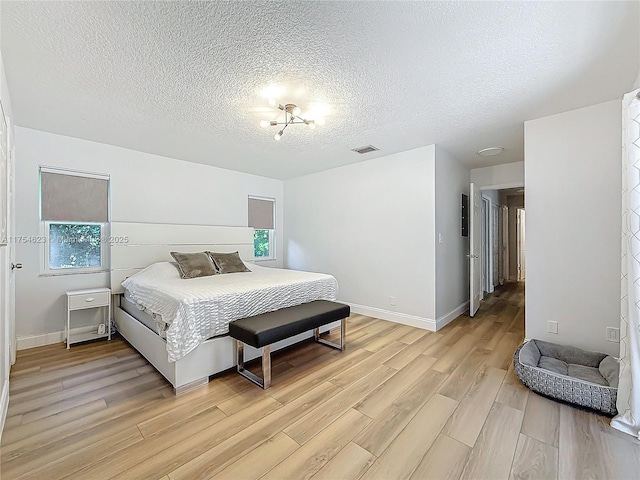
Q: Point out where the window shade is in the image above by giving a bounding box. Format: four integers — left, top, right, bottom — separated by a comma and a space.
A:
248, 197, 275, 230
41, 171, 109, 222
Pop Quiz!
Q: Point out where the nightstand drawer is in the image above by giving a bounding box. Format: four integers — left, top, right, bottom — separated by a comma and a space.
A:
68, 291, 110, 310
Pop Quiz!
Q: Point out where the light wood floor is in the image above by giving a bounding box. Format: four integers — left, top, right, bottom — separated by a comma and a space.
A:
2, 283, 640, 479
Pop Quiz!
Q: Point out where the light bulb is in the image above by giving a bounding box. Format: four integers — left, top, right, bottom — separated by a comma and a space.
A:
268, 98, 277, 107
274, 130, 284, 141
259, 120, 270, 128
315, 118, 326, 126
292, 106, 301, 116
307, 120, 316, 129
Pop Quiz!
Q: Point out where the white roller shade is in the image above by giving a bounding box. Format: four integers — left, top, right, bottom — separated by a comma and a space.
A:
41, 170, 109, 222
248, 197, 275, 230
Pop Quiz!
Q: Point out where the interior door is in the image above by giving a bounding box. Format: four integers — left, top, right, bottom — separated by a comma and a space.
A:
481, 197, 488, 297
0, 101, 8, 392
501, 205, 508, 285
7, 137, 15, 365
492, 204, 500, 288
518, 208, 526, 281
469, 183, 482, 316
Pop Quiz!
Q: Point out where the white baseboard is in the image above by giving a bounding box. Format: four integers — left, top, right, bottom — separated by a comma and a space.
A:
17, 331, 65, 350
346, 303, 436, 331
0, 378, 8, 442
16, 301, 467, 352
17, 325, 97, 351
436, 302, 469, 330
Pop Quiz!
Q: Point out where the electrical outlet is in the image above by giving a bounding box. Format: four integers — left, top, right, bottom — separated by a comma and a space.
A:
390, 296, 397, 306
97, 323, 106, 335
606, 327, 620, 343
548, 321, 558, 334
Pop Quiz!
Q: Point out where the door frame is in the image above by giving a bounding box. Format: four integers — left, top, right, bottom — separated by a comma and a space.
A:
517, 207, 526, 281
492, 203, 500, 289
471, 183, 524, 314
481, 195, 493, 295
478, 184, 525, 286
501, 205, 508, 285
469, 183, 482, 317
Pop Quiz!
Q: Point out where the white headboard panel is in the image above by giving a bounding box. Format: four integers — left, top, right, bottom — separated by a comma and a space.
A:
110, 222, 255, 293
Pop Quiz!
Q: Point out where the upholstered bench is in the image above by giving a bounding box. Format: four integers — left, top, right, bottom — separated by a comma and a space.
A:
228, 300, 350, 388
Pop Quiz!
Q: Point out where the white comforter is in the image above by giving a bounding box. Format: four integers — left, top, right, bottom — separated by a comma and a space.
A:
122, 262, 338, 362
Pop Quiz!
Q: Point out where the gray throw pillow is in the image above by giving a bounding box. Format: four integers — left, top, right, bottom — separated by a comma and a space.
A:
207, 251, 251, 274
170, 252, 218, 279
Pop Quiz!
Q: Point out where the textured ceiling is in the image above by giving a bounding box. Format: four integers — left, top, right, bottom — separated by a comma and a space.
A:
1, 1, 639, 179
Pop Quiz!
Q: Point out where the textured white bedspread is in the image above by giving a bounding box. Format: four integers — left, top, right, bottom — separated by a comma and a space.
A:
122, 262, 338, 362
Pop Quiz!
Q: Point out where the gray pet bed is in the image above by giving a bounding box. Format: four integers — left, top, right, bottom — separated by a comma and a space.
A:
513, 339, 619, 416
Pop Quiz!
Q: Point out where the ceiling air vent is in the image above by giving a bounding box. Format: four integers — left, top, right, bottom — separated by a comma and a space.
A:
351, 145, 379, 154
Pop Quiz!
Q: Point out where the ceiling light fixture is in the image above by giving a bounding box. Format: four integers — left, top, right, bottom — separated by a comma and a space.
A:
260, 100, 323, 140
477, 147, 505, 157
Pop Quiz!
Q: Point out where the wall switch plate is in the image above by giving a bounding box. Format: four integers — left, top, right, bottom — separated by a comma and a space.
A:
606, 327, 620, 343
438, 233, 443, 244
390, 296, 397, 306
548, 321, 558, 334
97, 323, 106, 335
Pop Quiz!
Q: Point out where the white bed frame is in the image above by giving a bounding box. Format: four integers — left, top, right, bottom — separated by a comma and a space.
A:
110, 222, 333, 395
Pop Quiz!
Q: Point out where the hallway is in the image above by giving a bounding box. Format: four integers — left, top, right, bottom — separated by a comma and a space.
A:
447, 281, 639, 480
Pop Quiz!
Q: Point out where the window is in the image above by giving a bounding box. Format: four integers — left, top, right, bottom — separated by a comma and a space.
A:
40, 167, 109, 274
47, 222, 103, 270
253, 228, 274, 259
248, 196, 275, 260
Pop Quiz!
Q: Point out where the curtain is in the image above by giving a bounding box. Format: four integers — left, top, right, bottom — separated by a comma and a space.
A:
612, 89, 640, 439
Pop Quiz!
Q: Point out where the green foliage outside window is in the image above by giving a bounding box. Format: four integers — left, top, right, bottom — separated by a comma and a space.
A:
49, 223, 102, 269
254, 229, 270, 258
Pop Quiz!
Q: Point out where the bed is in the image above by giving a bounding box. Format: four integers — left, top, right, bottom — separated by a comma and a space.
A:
110, 222, 340, 394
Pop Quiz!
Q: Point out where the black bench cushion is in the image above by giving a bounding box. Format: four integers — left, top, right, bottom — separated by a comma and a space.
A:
228, 300, 350, 348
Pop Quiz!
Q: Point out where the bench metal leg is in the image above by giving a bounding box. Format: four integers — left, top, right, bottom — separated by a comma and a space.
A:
237, 318, 346, 388
236, 342, 272, 389
314, 317, 346, 351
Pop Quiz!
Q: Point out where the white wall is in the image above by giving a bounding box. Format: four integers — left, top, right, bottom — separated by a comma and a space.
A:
471, 161, 524, 189
285, 145, 437, 328
525, 100, 621, 355
434, 147, 470, 324
14, 128, 284, 344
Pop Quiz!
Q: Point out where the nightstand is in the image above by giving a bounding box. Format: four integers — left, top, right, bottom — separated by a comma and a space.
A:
66, 287, 111, 348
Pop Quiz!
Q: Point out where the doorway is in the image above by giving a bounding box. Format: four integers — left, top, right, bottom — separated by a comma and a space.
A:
481, 195, 499, 295
470, 186, 524, 315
